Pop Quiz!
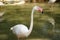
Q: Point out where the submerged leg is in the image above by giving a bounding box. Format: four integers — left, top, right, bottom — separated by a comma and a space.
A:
17, 36, 20, 40
18, 37, 20, 40
22, 38, 26, 40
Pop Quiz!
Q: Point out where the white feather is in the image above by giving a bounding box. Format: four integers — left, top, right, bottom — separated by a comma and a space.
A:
48, 0, 56, 3
0, 2, 4, 6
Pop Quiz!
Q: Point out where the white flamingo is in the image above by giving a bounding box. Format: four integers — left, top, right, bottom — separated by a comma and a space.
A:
13, 1, 25, 5
48, 0, 56, 9
48, 0, 56, 4
10, 6, 43, 40
0, 2, 4, 6
9, 0, 25, 5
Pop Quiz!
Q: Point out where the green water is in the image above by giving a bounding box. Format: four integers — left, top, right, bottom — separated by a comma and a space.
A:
0, 3, 60, 40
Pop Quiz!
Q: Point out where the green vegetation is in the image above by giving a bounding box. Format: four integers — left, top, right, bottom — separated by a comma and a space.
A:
0, 3, 60, 40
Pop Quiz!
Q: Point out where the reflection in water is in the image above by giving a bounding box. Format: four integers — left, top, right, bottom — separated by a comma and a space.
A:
40, 15, 55, 32
40, 16, 56, 38
47, 17, 55, 33
47, 17, 55, 26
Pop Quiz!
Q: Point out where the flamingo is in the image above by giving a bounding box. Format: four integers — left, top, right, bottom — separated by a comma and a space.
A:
10, 6, 43, 40
0, 2, 4, 6
13, 1, 25, 5
48, 0, 56, 19
8, 0, 25, 5
48, 0, 56, 4
48, 0, 56, 10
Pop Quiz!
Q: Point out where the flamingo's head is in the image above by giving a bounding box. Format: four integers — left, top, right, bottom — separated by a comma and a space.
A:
33, 6, 43, 14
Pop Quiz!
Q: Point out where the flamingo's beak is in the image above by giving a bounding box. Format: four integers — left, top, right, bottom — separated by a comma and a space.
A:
42, 11, 43, 14
38, 10, 44, 14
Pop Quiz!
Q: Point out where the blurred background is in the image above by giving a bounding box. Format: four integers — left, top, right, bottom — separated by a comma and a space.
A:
0, 0, 60, 4
0, 0, 60, 40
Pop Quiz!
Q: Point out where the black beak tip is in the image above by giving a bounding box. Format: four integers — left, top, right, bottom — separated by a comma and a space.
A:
42, 11, 43, 14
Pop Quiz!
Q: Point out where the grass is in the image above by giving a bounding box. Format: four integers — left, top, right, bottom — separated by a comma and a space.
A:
0, 3, 60, 40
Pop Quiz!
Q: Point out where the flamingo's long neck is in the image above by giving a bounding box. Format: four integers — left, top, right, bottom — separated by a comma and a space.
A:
27, 8, 34, 36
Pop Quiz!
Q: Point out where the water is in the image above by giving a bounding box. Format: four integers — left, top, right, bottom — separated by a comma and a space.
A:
0, 3, 60, 40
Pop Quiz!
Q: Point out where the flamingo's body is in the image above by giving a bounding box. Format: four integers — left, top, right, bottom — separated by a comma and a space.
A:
8, 0, 25, 5
11, 24, 29, 38
0, 2, 4, 6
13, 1, 25, 5
10, 6, 43, 40
48, 0, 56, 4
48, 0, 56, 11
